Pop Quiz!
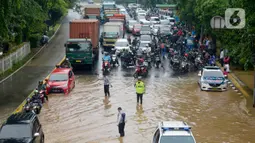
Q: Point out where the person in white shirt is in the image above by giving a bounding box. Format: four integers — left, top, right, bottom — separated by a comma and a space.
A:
117, 107, 126, 137
220, 49, 224, 67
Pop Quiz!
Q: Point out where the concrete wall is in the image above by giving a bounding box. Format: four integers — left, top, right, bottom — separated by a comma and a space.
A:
0, 42, 31, 74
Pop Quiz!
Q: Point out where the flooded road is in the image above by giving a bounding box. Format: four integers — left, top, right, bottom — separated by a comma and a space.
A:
1, 2, 255, 142
39, 59, 255, 143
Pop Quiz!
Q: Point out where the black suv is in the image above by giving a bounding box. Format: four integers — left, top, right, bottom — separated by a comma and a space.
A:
0, 112, 44, 143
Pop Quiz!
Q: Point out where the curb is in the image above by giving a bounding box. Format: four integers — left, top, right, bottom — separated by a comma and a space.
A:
216, 62, 251, 97
0, 23, 62, 84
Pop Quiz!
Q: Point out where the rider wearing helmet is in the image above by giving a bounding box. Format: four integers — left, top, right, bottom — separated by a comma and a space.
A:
37, 81, 48, 101
102, 52, 111, 69
132, 37, 138, 47
31, 90, 43, 107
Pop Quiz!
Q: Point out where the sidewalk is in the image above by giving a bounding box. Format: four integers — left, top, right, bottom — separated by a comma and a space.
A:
216, 62, 254, 97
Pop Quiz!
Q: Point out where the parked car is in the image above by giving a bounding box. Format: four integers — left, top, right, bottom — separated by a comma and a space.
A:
140, 25, 151, 35
152, 121, 196, 143
127, 20, 138, 32
151, 24, 161, 36
132, 24, 142, 36
198, 66, 227, 91
46, 68, 75, 94
0, 112, 44, 143
114, 39, 130, 55
150, 17, 160, 24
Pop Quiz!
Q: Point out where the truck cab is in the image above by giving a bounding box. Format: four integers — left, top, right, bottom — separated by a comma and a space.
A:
102, 22, 123, 49
65, 39, 95, 66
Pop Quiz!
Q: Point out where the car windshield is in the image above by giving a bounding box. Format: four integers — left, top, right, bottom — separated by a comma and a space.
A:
105, 33, 118, 38
134, 25, 141, 29
129, 21, 137, 25
140, 35, 150, 41
139, 42, 148, 47
66, 43, 91, 52
141, 26, 150, 31
151, 18, 160, 21
203, 70, 224, 77
49, 73, 68, 81
103, 5, 115, 9
115, 41, 128, 47
0, 125, 32, 139
160, 136, 195, 143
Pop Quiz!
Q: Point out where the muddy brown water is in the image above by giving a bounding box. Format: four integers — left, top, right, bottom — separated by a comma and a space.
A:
39, 68, 255, 143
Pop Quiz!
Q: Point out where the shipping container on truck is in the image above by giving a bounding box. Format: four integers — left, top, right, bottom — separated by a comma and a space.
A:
66, 19, 100, 67
83, 4, 102, 19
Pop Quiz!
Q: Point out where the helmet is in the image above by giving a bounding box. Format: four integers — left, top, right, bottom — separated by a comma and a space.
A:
184, 53, 188, 57
26, 98, 31, 102
138, 76, 142, 80
39, 81, 43, 84
34, 90, 39, 94
105, 52, 109, 55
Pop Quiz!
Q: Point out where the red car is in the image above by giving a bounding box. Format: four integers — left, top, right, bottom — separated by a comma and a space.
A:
132, 24, 141, 36
45, 68, 75, 95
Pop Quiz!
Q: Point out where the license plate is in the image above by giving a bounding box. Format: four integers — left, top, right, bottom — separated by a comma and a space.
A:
212, 87, 218, 90
76, 60, 81, 63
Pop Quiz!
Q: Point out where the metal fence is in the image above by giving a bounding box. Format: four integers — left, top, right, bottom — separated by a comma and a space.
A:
0, 42, 31, 74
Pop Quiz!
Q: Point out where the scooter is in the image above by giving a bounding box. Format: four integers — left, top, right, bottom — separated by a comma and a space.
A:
133, 65, 148, 78
111, 54, 118, 67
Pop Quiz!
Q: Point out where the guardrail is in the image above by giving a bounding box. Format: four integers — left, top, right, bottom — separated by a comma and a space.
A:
12, 56, 67, 114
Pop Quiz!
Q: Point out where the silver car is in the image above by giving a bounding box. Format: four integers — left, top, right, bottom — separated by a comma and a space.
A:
127, 20, 138, 32
151, 25, 161, 36
140, 25, 151, 35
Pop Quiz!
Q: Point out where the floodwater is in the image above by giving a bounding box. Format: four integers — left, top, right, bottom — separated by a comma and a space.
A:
39, 59, 255, 143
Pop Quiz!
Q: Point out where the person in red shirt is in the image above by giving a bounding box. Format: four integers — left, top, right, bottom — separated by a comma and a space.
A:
160, 43, 166, 58
224, 56, 230, 72
177, 28, 183, 36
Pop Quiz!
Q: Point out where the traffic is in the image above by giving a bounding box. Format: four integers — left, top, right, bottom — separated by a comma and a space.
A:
0, 0, 255, 143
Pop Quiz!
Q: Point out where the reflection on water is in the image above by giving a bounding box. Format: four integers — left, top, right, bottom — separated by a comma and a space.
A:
38, 69, 255, 143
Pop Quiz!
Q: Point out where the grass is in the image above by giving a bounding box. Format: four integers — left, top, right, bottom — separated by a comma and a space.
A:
0, 52, 35, 80
0, 16, 64, 80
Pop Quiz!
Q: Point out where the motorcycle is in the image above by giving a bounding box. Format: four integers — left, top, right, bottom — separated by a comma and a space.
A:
180, 60, 189, 73
38, 90, 47, 103
133, 65, 148, 78
155, 55, 161, 68
170, 55, 181, 71
111, 54, 118, 67
102, 60, 111, 74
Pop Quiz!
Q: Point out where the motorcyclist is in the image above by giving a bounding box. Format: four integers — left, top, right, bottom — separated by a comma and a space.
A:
127, 35, 131, 44
37, 81, 48, 101
102, 52, 111, 69
31, 90, 43, 108
209, 55, 216, 66
132, 37, 138, 47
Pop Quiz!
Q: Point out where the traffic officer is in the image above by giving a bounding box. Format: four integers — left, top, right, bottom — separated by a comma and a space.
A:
117, 107, 126, 137
134, 76, 145, 105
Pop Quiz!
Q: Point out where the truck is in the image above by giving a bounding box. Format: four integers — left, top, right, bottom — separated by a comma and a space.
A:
102, 22, 124, 49
83, 4, 102, 20
65, 19, 100, 68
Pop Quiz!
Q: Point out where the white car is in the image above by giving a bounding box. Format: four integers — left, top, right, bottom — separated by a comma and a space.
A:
151, 25, 161, 36
167, 17, 175, 25
150, 17, 160, 24
127, 20, 138, 32
140, 25, 151, 35
152, 121, 196, 143
198, 66, 228, 91
160, 19, 170, 25
114, 39, 130, 55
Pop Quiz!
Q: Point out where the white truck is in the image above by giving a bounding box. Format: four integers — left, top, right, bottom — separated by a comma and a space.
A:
102, 22, 124, 48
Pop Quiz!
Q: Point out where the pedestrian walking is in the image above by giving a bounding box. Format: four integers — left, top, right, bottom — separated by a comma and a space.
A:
117, 107, 126, 137
134, 77, 145, 105
104, 75, 112, 97
220, 49, 224, 67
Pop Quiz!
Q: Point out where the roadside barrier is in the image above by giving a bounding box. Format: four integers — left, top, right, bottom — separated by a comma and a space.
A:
12, 56, 66, 114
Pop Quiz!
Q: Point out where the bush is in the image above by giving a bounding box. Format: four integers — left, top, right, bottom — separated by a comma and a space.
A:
29, 34, 41, 48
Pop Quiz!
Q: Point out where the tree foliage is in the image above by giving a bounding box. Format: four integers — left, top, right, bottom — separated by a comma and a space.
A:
0, 0, 76, 45
177, 0, 255, 69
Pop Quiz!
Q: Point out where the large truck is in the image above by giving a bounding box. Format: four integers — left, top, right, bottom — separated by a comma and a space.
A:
65, 19, 99, 68
83, 4, 102, 20
102, 22, 124, 49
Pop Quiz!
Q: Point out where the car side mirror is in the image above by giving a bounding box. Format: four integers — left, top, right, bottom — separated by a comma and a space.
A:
64, 44, 67, 47
34, 133, 40, 137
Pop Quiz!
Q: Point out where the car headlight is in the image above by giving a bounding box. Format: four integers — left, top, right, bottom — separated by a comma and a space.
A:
61, 83, 68, 87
